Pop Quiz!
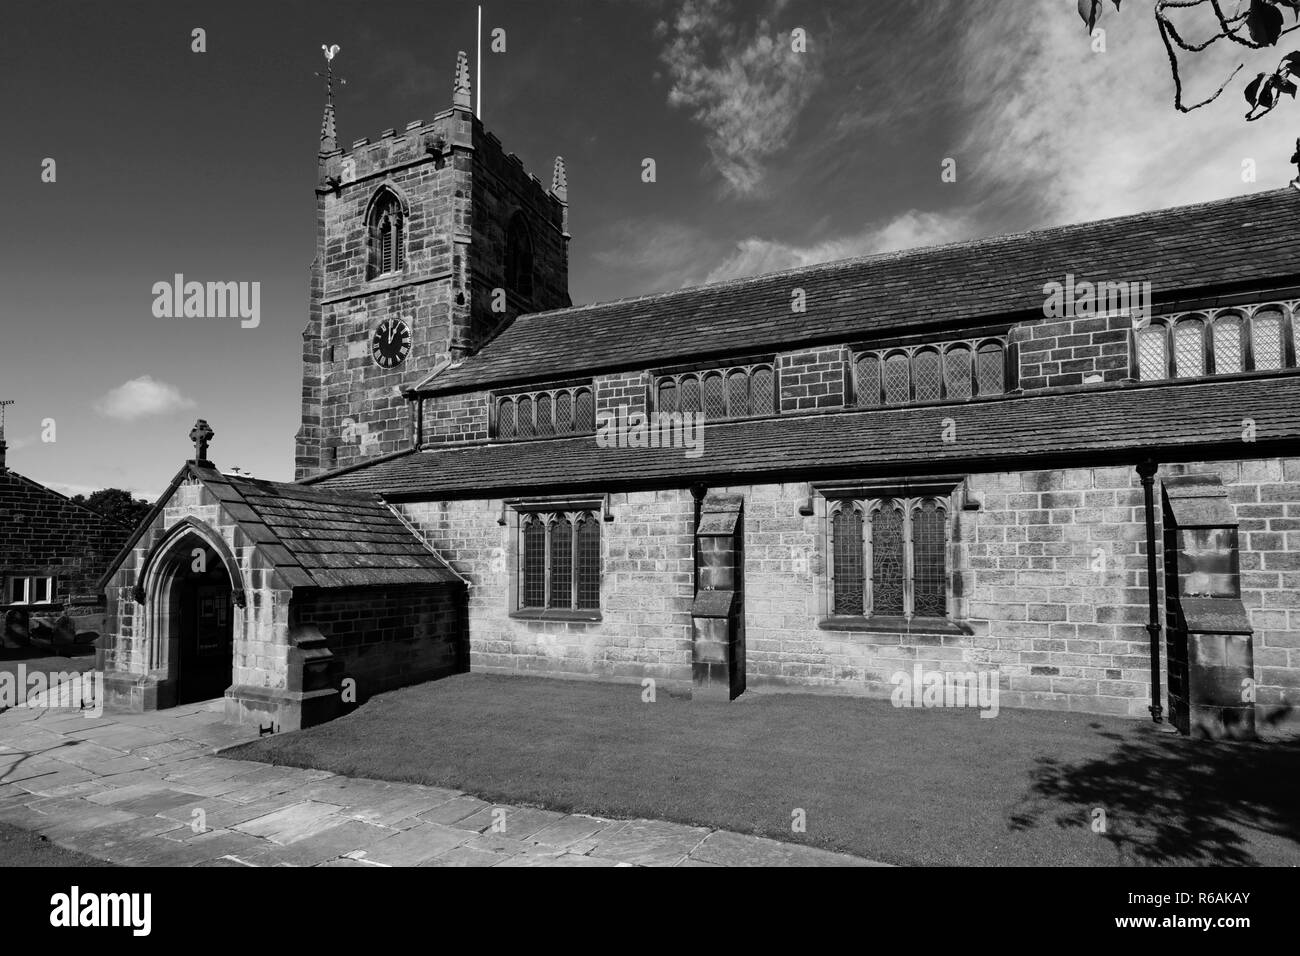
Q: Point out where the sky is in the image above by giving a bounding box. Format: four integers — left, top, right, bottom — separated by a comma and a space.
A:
1, 0, 1296, 499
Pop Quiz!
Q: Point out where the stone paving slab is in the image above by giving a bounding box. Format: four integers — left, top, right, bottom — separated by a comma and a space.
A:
0, 700, 881, 868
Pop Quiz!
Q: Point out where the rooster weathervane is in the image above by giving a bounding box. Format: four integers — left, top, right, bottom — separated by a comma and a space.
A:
316, 44, 346, 103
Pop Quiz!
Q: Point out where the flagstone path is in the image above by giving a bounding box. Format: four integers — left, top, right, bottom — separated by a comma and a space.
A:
0, 700, 882, 867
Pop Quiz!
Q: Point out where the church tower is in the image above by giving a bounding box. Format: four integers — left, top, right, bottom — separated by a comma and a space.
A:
295, 50, 571, 480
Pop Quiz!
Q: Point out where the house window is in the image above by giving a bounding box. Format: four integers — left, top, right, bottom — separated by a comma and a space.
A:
494, 385, 596, 439
366, 187, 406, 279
7, 576, 54, 606
518, 511, 601, 613
827, 496, 951, 621
654, 361, 777, 419
1133, 303, 1297, 379
853, 336, 1010, 406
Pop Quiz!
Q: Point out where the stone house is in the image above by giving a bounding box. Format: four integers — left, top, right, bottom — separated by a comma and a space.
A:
99, 53, 1300, 737
0, 427, 133, 649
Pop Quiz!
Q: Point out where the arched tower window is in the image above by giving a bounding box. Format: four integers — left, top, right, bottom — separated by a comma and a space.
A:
506, 214, 534, 298
367, 187, 406, 279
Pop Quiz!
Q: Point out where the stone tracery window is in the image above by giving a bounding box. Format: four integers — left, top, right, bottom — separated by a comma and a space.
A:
518, 510, 600, 613
827, 494, 951, 621
506, 214, 534, 298
495, 385, 596, 439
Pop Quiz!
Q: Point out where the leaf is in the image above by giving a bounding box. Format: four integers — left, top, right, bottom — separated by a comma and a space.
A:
1260, 76, 1279, 108
1245, 72, 1267, 105
1279, 76, 1298, 97
1283, 51, 1300, 76
1246, 0, 1284, 45
1078, 0, 1103, 31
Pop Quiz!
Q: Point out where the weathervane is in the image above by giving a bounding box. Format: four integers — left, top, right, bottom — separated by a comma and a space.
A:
316, 44, 346, 103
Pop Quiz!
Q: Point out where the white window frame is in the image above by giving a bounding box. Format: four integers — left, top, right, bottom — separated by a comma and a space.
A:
7, 576, 55, 606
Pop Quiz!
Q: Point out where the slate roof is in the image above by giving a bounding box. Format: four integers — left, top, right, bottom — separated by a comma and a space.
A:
310, 373, 1300, 499
418, 188, 1300, 395
100, 464, 464, 591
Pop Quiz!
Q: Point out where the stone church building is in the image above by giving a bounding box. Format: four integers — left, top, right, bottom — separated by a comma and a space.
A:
99, 53, 1300, 739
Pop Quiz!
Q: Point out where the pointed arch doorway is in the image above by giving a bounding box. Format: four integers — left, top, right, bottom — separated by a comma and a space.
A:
144, 523, 238, 706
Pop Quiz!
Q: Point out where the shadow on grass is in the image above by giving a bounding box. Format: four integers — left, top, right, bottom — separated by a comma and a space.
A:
1008, 724, 1300, 866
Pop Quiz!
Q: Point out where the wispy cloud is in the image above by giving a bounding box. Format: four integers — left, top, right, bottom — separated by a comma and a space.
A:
702, 208, 979, 283
94, 376, 196, 422
659, 0, 821, 197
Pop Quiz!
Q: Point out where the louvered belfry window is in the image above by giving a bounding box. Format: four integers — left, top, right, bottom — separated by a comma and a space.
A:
367, 188, 405, 279
828, 496, 950, 621
518, 510, 601, 612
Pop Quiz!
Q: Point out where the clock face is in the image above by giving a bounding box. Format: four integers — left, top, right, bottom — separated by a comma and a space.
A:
371, 318, 411, 369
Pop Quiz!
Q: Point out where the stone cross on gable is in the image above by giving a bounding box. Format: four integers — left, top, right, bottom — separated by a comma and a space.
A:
189, 419, 214, 462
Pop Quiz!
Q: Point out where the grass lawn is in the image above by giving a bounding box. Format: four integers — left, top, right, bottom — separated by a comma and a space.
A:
228, 673, 1300, 866
0, 822, 108, 867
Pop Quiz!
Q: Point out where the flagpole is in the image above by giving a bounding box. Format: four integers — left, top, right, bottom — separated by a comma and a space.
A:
476, 5, 482, 119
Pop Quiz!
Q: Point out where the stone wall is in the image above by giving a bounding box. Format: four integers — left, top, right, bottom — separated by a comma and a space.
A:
295, 585, 465, 703
394, 459, 1300, 724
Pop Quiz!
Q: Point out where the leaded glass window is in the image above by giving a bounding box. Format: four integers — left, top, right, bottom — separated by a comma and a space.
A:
829, 495, 950, 621
1173, 318, 1205, 378
658, 380, 677, 414
1252, 309, 1284, 370
516, 396, 534, 438
549, 515, 572, 607
751, 367, 775, 415
975, 342, 1004, 395
555, 391, 573, 433
727, 370, 750, 415
535, 393, 554, 435
518, 510, 601, 613
944, 346, 972, 400
574, 389, 595, 431
679, 376, 701, 414
1212, 315, 1243, 374
912, 500, 946, 618
831, 507, 864, 615
522, 516, 546, 608
577, 514, 601, 610
497, 398, 516, 439
913, 349, 942, 402
883, 353, 910, 405
871, 504, 906, 616
855, 354, 880, 407
1136, 325, 1167, 380
703, 373, 726, 419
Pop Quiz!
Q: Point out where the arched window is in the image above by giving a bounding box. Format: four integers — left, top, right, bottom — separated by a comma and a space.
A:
657, 379, 677, 414
727, 369, 750, 416
703, 373, 726, 419
516, 396, 534, 438
535, 393, 553, 436
573, 389, 595, 432
912, 349, 942, 402
367, 187, 406, 279
1212, 314, 1244, 374
576, 513, 601, 610
883, 352, 910, 405
975, 342, 1005, 395
870, 503, 906, 616
1136, 324, 1168, 381
549, 515, 573, 608
751, 366, 775, 415
854, 354, 881, 407
678, 376, 701, 414
912, 500, 947, 618
1173, 317, 1205, 378
521, 515, 546, 608
506, 215, 534, 298
831, 506, 864, 615
943, 345, 973, 400
496, 398, 516, 439
554, 391, 573, 433
1251, 307, 1285, 370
